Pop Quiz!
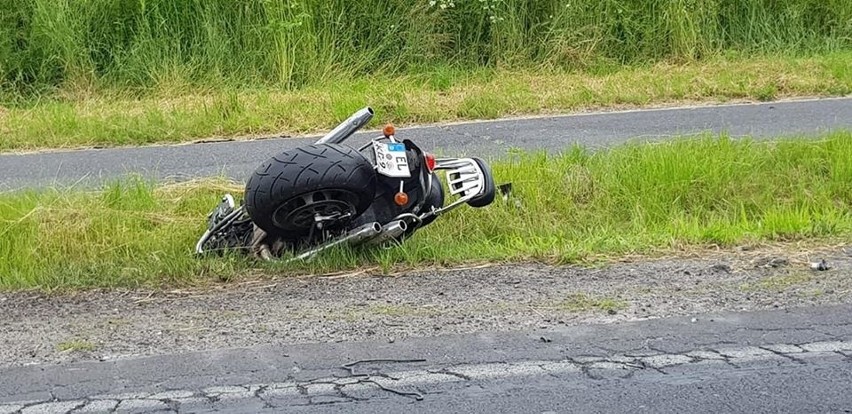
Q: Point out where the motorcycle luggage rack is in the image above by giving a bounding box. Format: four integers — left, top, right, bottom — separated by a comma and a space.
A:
418, 157, 487, 220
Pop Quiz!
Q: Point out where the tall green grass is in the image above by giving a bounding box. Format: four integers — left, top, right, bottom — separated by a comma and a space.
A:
1, 0, 850, 98
2, 131, 851, 290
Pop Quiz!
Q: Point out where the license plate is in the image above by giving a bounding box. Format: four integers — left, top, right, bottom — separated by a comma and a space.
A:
373, 141, 410, 178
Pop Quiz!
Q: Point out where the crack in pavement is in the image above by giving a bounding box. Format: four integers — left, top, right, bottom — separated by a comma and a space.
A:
4, 338, 851, 413
758, 346, 808, 365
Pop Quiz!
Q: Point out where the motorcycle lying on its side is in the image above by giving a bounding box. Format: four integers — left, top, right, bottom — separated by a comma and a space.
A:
195, 107, 498, 261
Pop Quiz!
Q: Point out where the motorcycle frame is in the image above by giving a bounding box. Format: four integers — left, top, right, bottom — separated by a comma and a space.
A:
195, 107, 490, 259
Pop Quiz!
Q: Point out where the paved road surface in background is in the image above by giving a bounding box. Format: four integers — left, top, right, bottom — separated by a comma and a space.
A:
1, 97, 850, 190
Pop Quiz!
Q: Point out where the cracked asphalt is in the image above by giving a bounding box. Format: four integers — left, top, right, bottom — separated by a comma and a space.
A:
2, 304, 852, 413
3, 99, 852, 412
2, 245, 852, 412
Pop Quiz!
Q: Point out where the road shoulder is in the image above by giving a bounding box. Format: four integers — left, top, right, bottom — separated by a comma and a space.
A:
2, 245, 850, 368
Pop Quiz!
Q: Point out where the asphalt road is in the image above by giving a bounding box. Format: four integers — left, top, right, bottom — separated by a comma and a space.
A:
2, 98, 852, 413
2, 304, 852, 413
1, 97, 850, 190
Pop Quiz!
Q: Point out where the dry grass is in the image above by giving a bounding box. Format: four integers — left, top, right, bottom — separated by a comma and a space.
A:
1, 53, 850, 152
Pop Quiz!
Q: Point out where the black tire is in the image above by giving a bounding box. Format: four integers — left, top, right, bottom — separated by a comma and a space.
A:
244, 143, 377, 236
467, 158, 496, 208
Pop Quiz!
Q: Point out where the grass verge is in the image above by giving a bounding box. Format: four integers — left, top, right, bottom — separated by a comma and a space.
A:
4, 0, 849, 93
2, 131, 851, 291
1, 52, 850, 152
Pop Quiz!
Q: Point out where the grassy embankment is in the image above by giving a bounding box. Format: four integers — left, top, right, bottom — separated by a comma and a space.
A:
2, 132, 851, 290
1, 0, 850, 151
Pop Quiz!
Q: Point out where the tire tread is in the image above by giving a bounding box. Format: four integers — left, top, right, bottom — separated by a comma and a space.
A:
245, 143, 376, 235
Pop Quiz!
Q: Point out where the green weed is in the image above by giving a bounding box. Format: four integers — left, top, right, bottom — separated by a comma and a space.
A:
1, 132, 851, 290
1, 0, 849, 96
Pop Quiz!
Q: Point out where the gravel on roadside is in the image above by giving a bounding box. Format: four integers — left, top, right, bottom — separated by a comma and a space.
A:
1, 245, 851, 367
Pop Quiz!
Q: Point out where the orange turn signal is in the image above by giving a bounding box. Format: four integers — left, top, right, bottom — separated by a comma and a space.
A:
383, 124, 396, 137
394, 192, 409, 206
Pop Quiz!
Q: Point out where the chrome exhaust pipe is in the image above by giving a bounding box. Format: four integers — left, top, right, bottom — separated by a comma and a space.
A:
314, 107, 374, 145
365, 220, 408, 246
344, 222, 384, 246
291, 222, 383, 261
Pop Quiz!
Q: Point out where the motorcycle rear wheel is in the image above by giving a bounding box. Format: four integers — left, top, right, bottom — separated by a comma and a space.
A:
244, 144, 377, 237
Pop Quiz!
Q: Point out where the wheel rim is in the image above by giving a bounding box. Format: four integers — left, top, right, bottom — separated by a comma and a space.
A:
272, 189, 359, 230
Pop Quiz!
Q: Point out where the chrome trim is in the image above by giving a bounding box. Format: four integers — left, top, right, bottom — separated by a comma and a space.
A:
314, 107, 374, 145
